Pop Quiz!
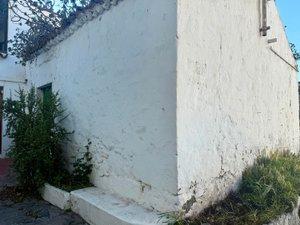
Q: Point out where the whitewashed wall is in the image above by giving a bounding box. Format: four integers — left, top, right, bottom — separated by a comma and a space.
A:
177, 0, 299, 213
26, 0, 179, 212
0, 11, 26, 157
25, 0, 299, 214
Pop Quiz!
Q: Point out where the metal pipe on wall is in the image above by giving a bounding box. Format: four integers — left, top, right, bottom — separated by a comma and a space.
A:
261, 0, 270, 36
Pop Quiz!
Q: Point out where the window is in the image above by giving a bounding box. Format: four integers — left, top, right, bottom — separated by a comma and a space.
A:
39, 83, 52, 101
0, 0, 8, 55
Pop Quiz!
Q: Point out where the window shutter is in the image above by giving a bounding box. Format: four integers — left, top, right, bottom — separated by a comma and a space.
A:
0, 0, 8, 54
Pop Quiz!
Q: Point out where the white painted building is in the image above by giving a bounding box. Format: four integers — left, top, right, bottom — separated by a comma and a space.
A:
1, 0, 299, 224
0, 0, 26, 157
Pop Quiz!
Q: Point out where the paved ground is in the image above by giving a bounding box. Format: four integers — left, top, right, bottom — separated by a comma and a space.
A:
0, 159, 89, 225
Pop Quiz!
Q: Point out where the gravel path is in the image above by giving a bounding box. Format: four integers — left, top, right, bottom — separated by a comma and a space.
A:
0, 159, 89, 225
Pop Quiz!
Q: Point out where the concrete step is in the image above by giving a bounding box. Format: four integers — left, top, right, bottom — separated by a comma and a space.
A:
41, 183, 71, 210
70, 187, 164, 225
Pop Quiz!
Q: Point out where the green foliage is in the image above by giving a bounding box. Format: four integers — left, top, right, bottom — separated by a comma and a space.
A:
167, 152, 300, 225
3, 87, 68, 193
72, 139, 93, 186
9, 0, 104, 64
52, 139, 93, 192
290, 43, 300, 61
239, 153, 300, 217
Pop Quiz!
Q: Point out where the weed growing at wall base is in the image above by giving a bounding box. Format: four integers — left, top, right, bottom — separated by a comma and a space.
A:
166, 152, 300, 225
52, 139, 93, 192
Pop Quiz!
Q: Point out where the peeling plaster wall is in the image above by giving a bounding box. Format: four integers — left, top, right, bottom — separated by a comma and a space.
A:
177, 0, 299, 212
26, 0, 178, 212
25, 0, 299, 214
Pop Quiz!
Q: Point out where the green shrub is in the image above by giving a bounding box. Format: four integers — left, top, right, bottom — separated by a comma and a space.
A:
3, 87, 68, 193
168, 152, 300, 225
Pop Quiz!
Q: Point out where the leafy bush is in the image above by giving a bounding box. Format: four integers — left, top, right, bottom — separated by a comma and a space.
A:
168, 152, 300, 225
3, 87, 68, 193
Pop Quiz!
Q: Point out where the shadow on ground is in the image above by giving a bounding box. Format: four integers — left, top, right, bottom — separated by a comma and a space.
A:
0, 158, 89, 225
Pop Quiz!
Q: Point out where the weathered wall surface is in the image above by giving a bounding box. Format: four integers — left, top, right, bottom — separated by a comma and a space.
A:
177, 0, 299, 212
25, 0, 299, 214
0, 12, 25, 81
0, 11, 26, 156
26, 0, 178, 212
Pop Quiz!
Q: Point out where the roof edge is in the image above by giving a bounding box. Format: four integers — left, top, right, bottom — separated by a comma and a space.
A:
32, 0, 124, 62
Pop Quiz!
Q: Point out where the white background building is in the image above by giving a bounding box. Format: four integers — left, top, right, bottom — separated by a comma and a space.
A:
0, 0, 26, 156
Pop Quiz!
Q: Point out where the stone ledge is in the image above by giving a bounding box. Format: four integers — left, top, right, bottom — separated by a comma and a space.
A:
40, 184, 163, 225
41, 184, 300, 225
70, 187, 163, 225
40, 183, 71, 210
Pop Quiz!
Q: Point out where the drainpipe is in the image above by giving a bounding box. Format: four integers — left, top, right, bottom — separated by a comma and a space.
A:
260, 0, 270, 36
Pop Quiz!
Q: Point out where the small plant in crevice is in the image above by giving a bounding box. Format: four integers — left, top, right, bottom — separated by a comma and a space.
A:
72, 139, 93, 186
51, 139, 93, 192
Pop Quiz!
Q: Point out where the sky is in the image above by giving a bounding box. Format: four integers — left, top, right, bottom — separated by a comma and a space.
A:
277, 0, 300, 65
277, 0, 299, 45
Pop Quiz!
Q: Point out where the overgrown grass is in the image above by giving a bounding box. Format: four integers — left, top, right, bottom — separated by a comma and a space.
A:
167, 152, 300, 225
